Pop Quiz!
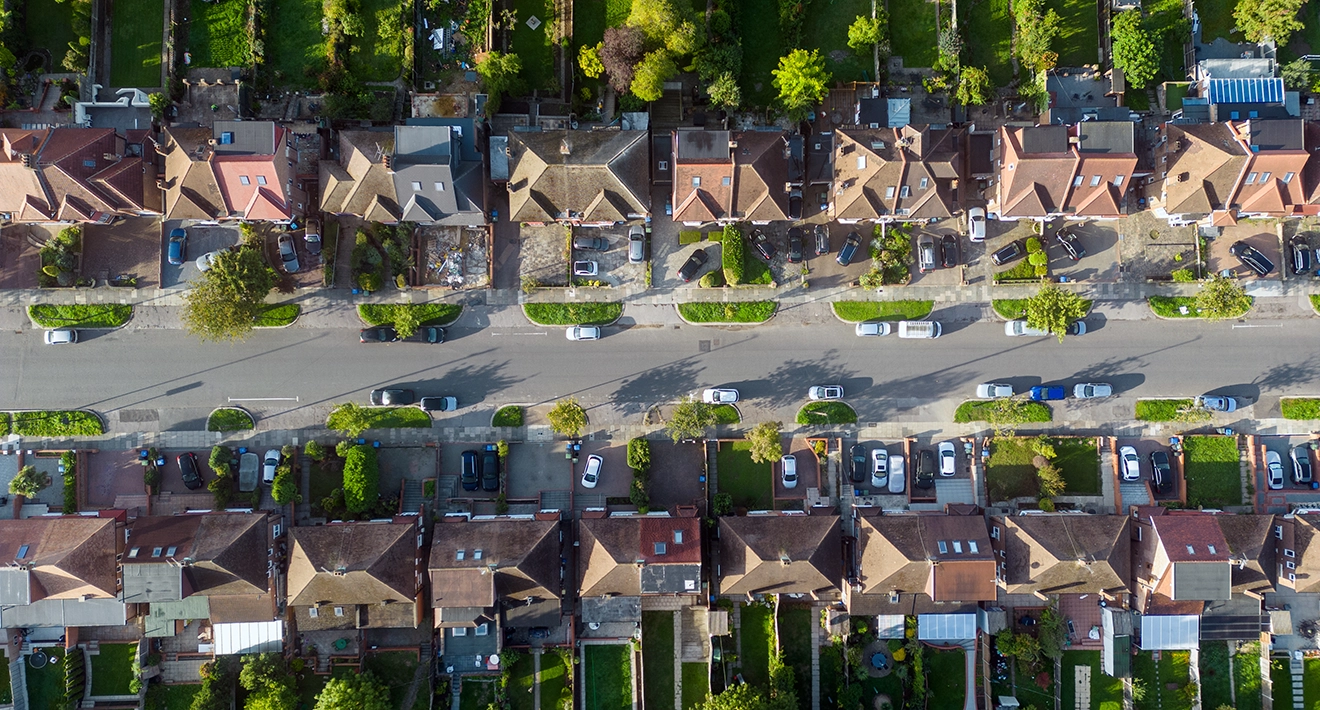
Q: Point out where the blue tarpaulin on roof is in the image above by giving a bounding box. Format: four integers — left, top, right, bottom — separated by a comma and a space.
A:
1207, 78, 1284, 104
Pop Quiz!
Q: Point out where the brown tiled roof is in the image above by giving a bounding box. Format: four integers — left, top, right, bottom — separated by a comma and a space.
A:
0, 128, 155, 221
1159, 123, 1249, 216
1066, 155, 1137, 217
320, 131, 396, 216
288, 521, 416, 607
126, 513, 269, 597
427, 518, 559, 608
997, 126, 1078, 217
718, 514, 841, 598
162, 123, 296, 220
1215, 514, 1276, 594
731, 131, 791, 222
1229, 123, 1308, 215
831, 126, 962, 221
1151, 515, 1230, 562
997, 515, 1130, 596
507, 130, 650, 222
1288, 514, 1320, 593
0, 517, 118, 601
672, 129, 734, 222
856, 514, 995, 602
578, 516, 702, 597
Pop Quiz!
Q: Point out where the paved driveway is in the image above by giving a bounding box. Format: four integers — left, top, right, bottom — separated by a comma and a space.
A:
1208, 226, 1282, 279
1045, 221, 1120, 282
86, 450, 146, 508
161, 221, 242, 288
82, 217, 162, 288
506, 441, 572, 498
649, 441, 705, 509
576, 439, 629, 497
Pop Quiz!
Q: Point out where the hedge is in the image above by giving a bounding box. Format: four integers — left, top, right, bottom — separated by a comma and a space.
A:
721, 224, 745, 285
678, 301, 777, 323
1282, 398, 1320, 420
1135, 399, 1196, 422
12, 411, 103, 436
342, 445, 380, 513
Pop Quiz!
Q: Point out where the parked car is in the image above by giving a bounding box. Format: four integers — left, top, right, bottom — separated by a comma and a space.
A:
304, 218, 322, 256
1266, 450, 1285, 490
850, 444, 868, 483
814, 225, 829, 255
43, 328, 77, 345
409, 326, 444, 344
420, 396, 459, 412
1151, 450, 1173, 493
1293, 445, 1314, 484
1073, 383, 1114, 399
1119, 446, 1141, 481
870, 448, 888, 488
677, 248, 709, 282
938, 441, 957, 476
750, 229, 777, 261
167, 228, 188, 265
261, 449, 280, 485
809, 385, 844, 400
967, 207, 987, 242
917, 235, 937, 273
178, 452, 204, 490
855, 321, 891, 336
628, 225, 646, 264
991, 240, 1024, 265
702, 388, 739, 404
572, 260, 598, 277
976, 383, 1013, 399
1195, 395, 1238, 412
566, 325, 601, 341
370, 388, 415, 406
460, 450, 479, 491
1005, 320, 1049, 337
1292, 236, 1313, 275
573, 235, 609, 252
196, 250, 223, 272
238, 452, 258, 492
915, 450, 935, 489
1055, 229, 1086, 261
781, 455, 798, 489
837, 232, 862, 266
1230, 240, 1275, 276
897, 320, 941, 338
1067, 321, 1087, 336
360, 326, 398, 343
941, 234, 959, 268
1030, 386, 1065, 401
787, 227, 804, 264
277, 234, 300, 273
481, 445, 500, 492
888, 454, 905, 494
581, 454, 603, 489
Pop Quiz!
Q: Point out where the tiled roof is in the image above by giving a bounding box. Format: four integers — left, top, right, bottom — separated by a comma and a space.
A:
997, 514, 1130, 596
0, 517, 118, 604
507, 130, 650, 222
997, 126, 1078, 217
578, 516, 702, 597
428, 518, 559, 608
288, 521, 416, 607
718, 514, 841, 598
1160, 123, 1250, 216
856, 514, 996, 603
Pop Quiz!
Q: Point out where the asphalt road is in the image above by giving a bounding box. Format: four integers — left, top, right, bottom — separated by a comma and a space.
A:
4, 313, 1320, 432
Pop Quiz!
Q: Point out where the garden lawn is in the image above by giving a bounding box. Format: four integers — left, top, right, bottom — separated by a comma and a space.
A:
1200, 642, 1233, 710
738, 604, 774, 689
779, 606, 812, 710
460, 678, 497, 710
147, 683, 201, 708
572, 0, 631, 52
1183, 435, 1242, 507
91, 643, 137, 696
713, 404, 741, 424
1044, 0, 1098, 67
364, 651, 427, 710
832, 300, 933, 322
926, 648, 966, 709
642, 612, 676, 710
888, 0, 938, 67
541, 654, 572, 710
254, 304, 300, 327
25, 0, 78, 57
109, 0, 164, 86
584, 644, 632, 710
953, 400, 1052, 424
995, 259, 1039, 281
992, 299, 1029, 319
1303, 658, 1320, 710
0, 662, 12, 705
29, 304, 132, 328
1234, 642, 1263, 710
986, 437, 1038, 501
1136, 398, 1197, 421
682, 663, 708, 710
796, 402, 857, 425
25, 648, 66, 710
494, 406, 525, 427
1060, 652, 1122, 710
266, 0, 327, 88
1271, 659, 1293, 710
349, 0, 410, 82
508, 654, 536, 710
961, 0, 1014, 85
1013, 658, 1054, 708
678, 301, 777, 323
326, 404, 432, 432
716, 441, 773, 510
524, 302, 622, 325
511, 0, 557, 90
1194, 0, 1239, 42
1134, 651, 1190, 710
188, 0, 251, 67
1282, 398, 1320, 419
802, 0, 873, 82
738, 0, 782, 105
1054, 438, 1100, 495
207, 408, 254, 432
308, 455, 343, 517
819, 646, 841, 710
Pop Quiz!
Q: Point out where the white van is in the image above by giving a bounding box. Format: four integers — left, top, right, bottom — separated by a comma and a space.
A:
887, 454, 905, 494
1004, 319, 1049, 337
897, 320, 942, 339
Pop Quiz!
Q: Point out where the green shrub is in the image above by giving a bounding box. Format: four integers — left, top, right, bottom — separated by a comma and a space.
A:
209, 446, 233, 476
627, 438, 651, 471
358, 271, 382, 292
1025, 237, 1043, 253
1149, 296, 1201, 317
992, 299, 1029, 319
678, 301, 777, 323
28, 304, 132, 328
207, 408, 254, 432
796, 402, 858, 424
342, 445, 380, 513
1135, 399, 1197, 421
721, 224, 745, 285
995, 259, 1039, 282
523, 302, 622, 325
493, 406, 525, 427
0, 413, 9, 437
1282, 398, 1320, 420
1172, 268, 1197, 282
699, 270, 725, 288
357, 303, 463, 327
209, 474, 233, 509
12, 411, 103, 436
953, 400, 1052, 424
271, 465, 300, 505
831, 300, 933, 322
62, 451, 77, 513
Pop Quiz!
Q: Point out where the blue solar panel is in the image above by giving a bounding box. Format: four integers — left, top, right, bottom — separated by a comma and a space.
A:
1207, 78, 1285, 104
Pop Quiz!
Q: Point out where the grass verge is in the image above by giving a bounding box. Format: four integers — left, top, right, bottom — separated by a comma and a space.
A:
254, 304, 300, 327
1311, 295, 1320, 314
995, 260, 1039, 282
524, 302, 622, 325
359, 303, 463, 326
677, 301, 777, 323
1282, 398, 1320, 420
1150, 295, 1251, 319
493, 406, 525, 427
642, 612, 676, 710
796, 402, 858, 425
1183, 435, 1242, 507
326, 405, 432, 432
13, 411, 103, 436
1134, 398, 1196, 422
28, 304, 132, 328
583, 644, 632, 710
717, 441, 773, 510
712, 404, 741, 425
992, 299, 1029, 319
831, 300, 933, 322
90, 643, 137, 696
109, 0, 164, 86
207, 407, 255, 432
953, 400, 1052, 424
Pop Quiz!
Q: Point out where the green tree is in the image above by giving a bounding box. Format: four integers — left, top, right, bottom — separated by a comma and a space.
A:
328, 402, 375, 438
8, 465, 48, 498
1281, 57, 1314, 89
578, 42, 604, 78
1037, 606, 1068, 660
148, 92, 170, 120
342, 445, 380, 513
1012, 0, 1061, 74
476, 51, 525, 114
314, 672, 391, 710
846, 15, 885, 53
547, 397, 587, 436
1234, 0, 1305, 45
1111, 11, 1159, 89
747, 421, 783, 464
391, 305, 420, 339
707, 71, 742, 110
631, 50, 678, 102
1037, 463, 1065, 497
956, 66, 994, 106
665, 396, 716, 442
699, 683, 770, 710
1195, 274, 1252, 321
239, 654, 296, 710
1024, 283, 1090, 341
209, 446, 233, 476
666, 20, 705, 55
305, 440, 326, 460
183, 247, 276, 341
772, 49, 832, 121
627, 0, 688, 44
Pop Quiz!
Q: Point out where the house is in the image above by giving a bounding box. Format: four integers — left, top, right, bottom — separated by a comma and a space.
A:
321, 123, 485, 226
847, 513, 995, 615
0, 515, 127, 630
287, 519, 423, 632
1194, 58, 1291, 123
161, 120, 305, 222
991, 125, 1078, 219
830, 126, 963, 223
579, 513, 702, 599
1215, 514, 1277, 598
718, 513, 841, 601
1271, 513, 1320, 593
990, 514, 1131, 601
670, 129, 796, 225
1064, 122, 1139, 218
505, 129, 650, 225
0, 127, 159, 222
1227, 120, 1308, 217
1149, 122, 1250, 225
1131, 510, 1232, 614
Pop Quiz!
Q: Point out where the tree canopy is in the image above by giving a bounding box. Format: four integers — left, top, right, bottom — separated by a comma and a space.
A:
846, 15, 886, 53
183, 245, 275, 341
631, 50, 679, 102
666, 397, 717, 442
1012, 0, 1061, 74
1195, 275, 1253, 320
747, 421, 783, 464
956, 66, 994, 106
578, 43, 604, 78
1111, 10, 1159, 89
314, 672, 391, 710
772, 49, 832, 121
476, 51, 525, 114
600, 26, 646, 93
1024, 283, 1090, 341
9, 465, 48, 498
547, 398, 587, 436
707, 72, 742, 109
1234, 0, 1305, 45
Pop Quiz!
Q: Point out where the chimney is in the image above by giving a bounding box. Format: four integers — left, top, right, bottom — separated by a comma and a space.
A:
383, 154, 394, 172
560, 139, 571, 156
103, 153, 119, 162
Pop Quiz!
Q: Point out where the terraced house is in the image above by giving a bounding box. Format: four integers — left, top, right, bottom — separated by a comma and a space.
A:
0, 127, 159, 222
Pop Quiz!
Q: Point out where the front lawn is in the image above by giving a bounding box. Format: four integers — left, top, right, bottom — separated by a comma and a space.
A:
364, 651, 427, 710
91, 643, 138, 696
1183, 435, 1241, 507
796, 402, 858, 425
266, 0, 326, 88
494, 406, 525, 427
1045, 0, 1098, 67
961, 0, 1014, 85
995, 259, 1039, 282
953, 400, 1052, 424
188, 0, 251, 67
712, 404, 741, 424
778, 605, 813, 708
584, 644, 632, 710
802, 0, 873, 82
109, 0, 164, 86
888, 0, 939, 68
25, 648, 66, 710
738, 604, 774, 689
831, 300, 933, 322
643, 612, 676, 710
678, 301, 777, 323
681, 662, 708, 710
1054, 438, 1100, 495
1135, 398, 1198, 421
254, 304, 300, 327
1282, 398, 1320, 420
359, 303, 463, 326
716, 441, 773, 510
992, 299, 1029, 319
12, 410, 104, 436
926, 648, 966, 709
326, 404, 433, 432
524, 302, 622, 325
207, 407, 255, 432
1060, 651, 1122, 710
511, 0, 557, 90
1234, 642, 1263, 710
28, 304, 132, 328
986, 437, 1039, 501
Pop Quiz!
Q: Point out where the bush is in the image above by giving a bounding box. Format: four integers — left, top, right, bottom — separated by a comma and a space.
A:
953, 400, 1052, 424
721, 224, 745, 284
1172, 268, 1197, 282
357, 303, 463, 327
679, 230, 702, 244
493, 406, 524, 427
678, 301, 777, 323
713, 492, 733, 516
523, 303, 623, 325
496, 440, 509, 460
1282, 398, 1320, 420
209, 474, 234, 509
699, 270, 725, 288
271, 465, 299, 505
627, 438, 651, 471
342, 445, 380, 513
207, 408, 254, 432
1025, 237, 1043, 253
305, 440, 326, 460
61, 451, 77, 513
209, 446, 233, 476
12, 411, 103, 436
28, 304, 132, 328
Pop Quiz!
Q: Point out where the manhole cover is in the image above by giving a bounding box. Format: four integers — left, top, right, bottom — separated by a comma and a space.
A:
698, 340, 711, 352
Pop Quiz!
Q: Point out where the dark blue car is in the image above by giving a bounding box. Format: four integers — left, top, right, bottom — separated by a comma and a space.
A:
167, 228, 187, 265
1030, 386, 1065, 401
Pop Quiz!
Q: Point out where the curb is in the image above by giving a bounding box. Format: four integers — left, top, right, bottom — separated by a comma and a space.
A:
254, 306, 302, 329
672, 301, 778, 327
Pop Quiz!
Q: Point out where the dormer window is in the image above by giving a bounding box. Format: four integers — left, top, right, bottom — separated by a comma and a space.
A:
435, 182, 445, 191
1113, 175, 1124, 186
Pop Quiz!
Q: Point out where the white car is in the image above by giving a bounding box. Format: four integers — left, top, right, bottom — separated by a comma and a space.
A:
781, 455, 798, 489
938, 441, 957, 476
887, 454, 905, 494
1005, 320, 1050, 337
809, 385, 844, 400
262, 449, 281, 485
581, 454, 603, 489
1074, 383, 1114, 399
976, 383, 1013, 399
1119, 446, 1141, 481
1266, 450, 1285, 490
702, 388, 739, 404
43, 328, 77, 345
967, 207, 987, 242
196, 250, 224, 272
870, 448, 888, 488
573, 260, 599, 277
855, 321, 891, 337
566, 325, 601, 341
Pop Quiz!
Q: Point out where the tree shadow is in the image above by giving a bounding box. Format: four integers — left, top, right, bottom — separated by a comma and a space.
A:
609, 361, 705, 417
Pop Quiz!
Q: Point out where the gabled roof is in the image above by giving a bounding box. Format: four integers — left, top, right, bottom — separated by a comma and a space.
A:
718, 514, 841, 598
320, 130, 396, 216
428, 518, 560, 609
388, 125, 485, 226
672, 129, 734, 222
162, 122, 294, 221
1150, 514, 1232, 601
1215, 514, 1276, 594
831, 127, 962, 221
731, 131, 792, 222
0, 517, 118, 606
578, 516, 702, 597
124, 513, 270, 602
287, 521, 416, 607
1229, 120, 1308, 215
508, 130, 649, 222
998, 515, 1130, 596
856, 514, 996, 603
0, 127, 155, 221
1287, 514, 1320, 593
1160, 123, 1250, 216
997, 125, 1078, 217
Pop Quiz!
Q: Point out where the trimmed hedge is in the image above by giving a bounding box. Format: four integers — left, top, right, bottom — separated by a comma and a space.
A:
678, 301, 777, 323
523, 302, 622, 325
953, 400, 1052, 423
342, 445, 380, 513
1135, 398, 1196, 421
1282, 398, 1320, 420
721, 224, 745, 285
28, 304, 132, 328
12, 411, 103, 436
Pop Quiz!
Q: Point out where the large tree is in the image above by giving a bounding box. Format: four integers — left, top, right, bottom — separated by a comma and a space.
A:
183, 246, 275, 341
600, 26, 646, 93
956, 66, 994, 106
1111, 10, 1159, 89
665, 397, 716, 442
314, 672, 390, 710
846, 15, 886, 54
631, 50, 678, 102
1234, 0, 1305, 45
1012, 0, 1061, 74
747, 421, 783, 464
707, 72, 742, 109
476, 51, 525, 114
772, 49, 832, 121
1024, 283, 1090, 341
1195, 275, 1253, 320
547, 397, 587, 436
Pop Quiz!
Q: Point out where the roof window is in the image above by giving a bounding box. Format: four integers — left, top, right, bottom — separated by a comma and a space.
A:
257, 175, 267, 185
654, 542, 667, 555
937, 541, 948, 554
239, 176, 250, 185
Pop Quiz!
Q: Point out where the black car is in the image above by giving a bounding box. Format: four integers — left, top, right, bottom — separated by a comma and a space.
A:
814, 225, 830, 255
677, 248, 709, 282
360, 326, 398, 343
408, 326, 444, 344
1230, 240, 1275, 276
370, 388, 415, 406
460, 450, 479, 491
837, 232, 862, 266
787, 227, 804, 264
1150, 450, 1173, 494
1291, 236, 1312, 275
480, 446, 500, 492
1056, 229, 1087, 261
915, 450, 935, 489
177, 452, 203, 490
572, 236, 609, 252
991, 240, 1024, 265
788, 191, 802, 220
849, 444, 867, 483
1293, 445, 1313, 484
750, 229, 777, 261
940, 234, 958, 268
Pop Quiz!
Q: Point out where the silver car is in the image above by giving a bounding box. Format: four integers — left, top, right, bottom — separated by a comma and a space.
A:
43, 328, 77, 345
566, 326, 601, 341
855, 321, 891, 336
1074, 383, 1114, 399
1267, 450, 1285, 490
967, 207, 986, 242
1005, 320, 1049, 337
917, 235, 936, 273
976, 383, 1013, 399
277, 234, 300, 273
1195, 395, 1238, 413
1119, 446, 1141, 481
781, 455, 798, 489
262, 449, 281, 485
628, 225, 646, 263
870, 448, 888, 488
573, 260, 598, 277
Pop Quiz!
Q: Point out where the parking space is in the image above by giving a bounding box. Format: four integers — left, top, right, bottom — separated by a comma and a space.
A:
808, 223, 874, 288
844, 438, 906, 497
908, 226, 966, 286
657, 235, 722, 288
441, 443, 495, 499
969, 218, 1036, 283
0, 223, 54, 289
161, 221, 242, 288
82, 217, 162, 288
775, 438, 819, 499
517, 223, 570, 287
85, 450, 147, 509
155, 450, 209, 494
506, 441, 572, 498
1044, 221, 1120, 282
1115, 438, 1177, 500
376, 447, 437, 501
576, 440, 630, 497
1207, 226, 1282, 279
649, 441, 705, 509
569, 224, 646, 288
1258, 436, 1319, 495
261, 223, 322, 289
